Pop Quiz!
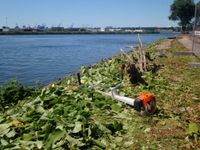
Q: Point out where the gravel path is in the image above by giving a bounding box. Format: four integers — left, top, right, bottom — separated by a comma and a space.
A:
178, 35, 193, 50
157, 39, 173, 50
178, 35, 200, 58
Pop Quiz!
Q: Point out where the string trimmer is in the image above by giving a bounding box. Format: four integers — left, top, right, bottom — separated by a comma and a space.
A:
91, 83, 156, 115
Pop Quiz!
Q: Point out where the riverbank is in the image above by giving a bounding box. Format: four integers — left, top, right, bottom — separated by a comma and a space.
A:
0, 38, 199, 149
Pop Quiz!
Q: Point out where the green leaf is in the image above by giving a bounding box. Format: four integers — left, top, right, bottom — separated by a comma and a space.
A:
124, 141, 133, 147
93, 139, 106, 149
35, 141, 43, 149
6, 129, 16, 138
65, 135, 85, 147
0, 128, 10, 137
56, 124, 64, 131
1, 139, 8, 146
187, 122, 200, 135
72, 122, 82, 133
0, 123, 10, 133
111, 104, 122, 112
45, 130, 66, 149
23, 133, 34, 141
144, 128, 151, 133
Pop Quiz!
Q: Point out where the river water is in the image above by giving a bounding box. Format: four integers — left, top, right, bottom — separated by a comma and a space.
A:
0, 33, 175, 85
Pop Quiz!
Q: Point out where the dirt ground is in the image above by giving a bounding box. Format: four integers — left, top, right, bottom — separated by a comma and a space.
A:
177, 35, 200, 58
177, 35, 193, 50
156, 39, 173, 50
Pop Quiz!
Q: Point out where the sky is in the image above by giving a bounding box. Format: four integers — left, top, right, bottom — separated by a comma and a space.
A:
0, 0, 198, 28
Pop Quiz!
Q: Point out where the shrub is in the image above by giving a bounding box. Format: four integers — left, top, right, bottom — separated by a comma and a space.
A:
0, 81, 35, 110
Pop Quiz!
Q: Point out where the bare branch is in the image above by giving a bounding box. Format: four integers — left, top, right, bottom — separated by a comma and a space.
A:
120, 49, 134, 64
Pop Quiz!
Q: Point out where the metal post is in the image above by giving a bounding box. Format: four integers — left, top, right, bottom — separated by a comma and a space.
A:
192, 3, 198, 52
6, 17, 8, 27
120, 64, 125, 81
77, 72, 81, 85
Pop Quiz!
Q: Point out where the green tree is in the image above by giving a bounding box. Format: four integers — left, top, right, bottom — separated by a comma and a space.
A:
169, 0, 195, 33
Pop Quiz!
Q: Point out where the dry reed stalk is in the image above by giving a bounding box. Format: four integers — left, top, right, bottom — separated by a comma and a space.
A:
138, 34, 147, 71
120, 49, 134, 64
137, 34, 144, 72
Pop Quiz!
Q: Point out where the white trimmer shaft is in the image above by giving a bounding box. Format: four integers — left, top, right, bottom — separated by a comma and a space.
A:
95, 87, 157, 115
96, 87, 135, 106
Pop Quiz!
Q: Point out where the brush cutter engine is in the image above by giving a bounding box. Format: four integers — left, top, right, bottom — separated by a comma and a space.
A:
134, 93, 156, 114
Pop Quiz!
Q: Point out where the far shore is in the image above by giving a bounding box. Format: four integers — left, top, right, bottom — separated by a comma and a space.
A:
0, 31, 167, 35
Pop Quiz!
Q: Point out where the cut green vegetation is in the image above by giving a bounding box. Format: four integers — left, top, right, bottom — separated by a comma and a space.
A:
0, 39, 199, 149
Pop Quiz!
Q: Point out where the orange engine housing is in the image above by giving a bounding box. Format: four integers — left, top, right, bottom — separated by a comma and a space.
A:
138, 92, 156, 114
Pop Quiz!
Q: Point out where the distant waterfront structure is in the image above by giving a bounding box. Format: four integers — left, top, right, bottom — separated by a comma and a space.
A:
10, 25, 22, 32
2, 26, 10, 32
100, 27, 105, 32
0, 24, 181, 34
51, 27, 65, 32
133, 29, 143, 33
86, 27, 102, 32
37, 25, 47, 32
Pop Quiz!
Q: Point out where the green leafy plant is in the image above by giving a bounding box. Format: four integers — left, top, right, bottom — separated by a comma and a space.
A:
187, 122, 200, 136
0, 81, 38, 111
